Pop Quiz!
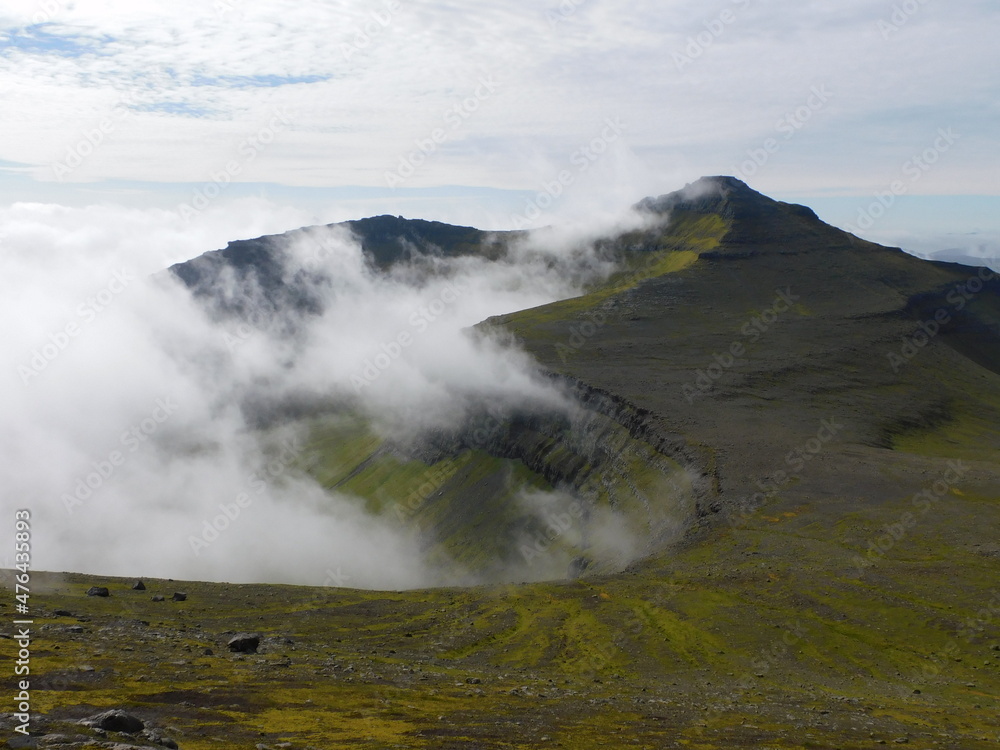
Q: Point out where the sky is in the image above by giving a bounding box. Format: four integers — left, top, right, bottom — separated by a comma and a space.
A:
0, 0, 998, 261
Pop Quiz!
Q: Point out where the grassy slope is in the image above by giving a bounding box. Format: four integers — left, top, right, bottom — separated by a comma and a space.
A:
5, 193, 1000, 749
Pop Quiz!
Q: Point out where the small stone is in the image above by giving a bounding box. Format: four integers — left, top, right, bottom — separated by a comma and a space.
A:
203, 648, 214, 656
86, 586, 110, 597
465, 677, 482, 684
171, 592, 187, 602
132, 580, 146, 590
67, 625, 84, 634
228, 633, 261, 653
53, 609, 73, 617
151, 595, 165, 602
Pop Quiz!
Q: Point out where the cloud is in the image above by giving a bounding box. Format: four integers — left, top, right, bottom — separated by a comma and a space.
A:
0, 0, 996, 202
0, 198, 651, 587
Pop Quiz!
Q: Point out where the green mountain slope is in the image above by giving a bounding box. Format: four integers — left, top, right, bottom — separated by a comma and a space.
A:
11, 178, 999, 749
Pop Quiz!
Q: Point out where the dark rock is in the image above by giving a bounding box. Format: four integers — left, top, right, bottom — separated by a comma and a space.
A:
132, 580, 146, 591
67, 625, 84, 634
202, 648, 214, 656
151, 595, 165, 602
53, 610, 73, 617
171, 592, 187, 602
86, 586, 110, 597
82, 708, 144, 733
228, 633, 261, 653
142, 729, 178, 749
465, 677, 482, 684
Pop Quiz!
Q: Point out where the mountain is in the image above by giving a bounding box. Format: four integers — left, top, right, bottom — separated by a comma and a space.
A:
25, 178, 1000, 749
168, 214, 505, 317
498, 175, 1000, 508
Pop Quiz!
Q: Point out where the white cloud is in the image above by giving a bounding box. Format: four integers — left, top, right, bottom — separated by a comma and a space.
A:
0, 199, 650, 587
0, 0, 995, 203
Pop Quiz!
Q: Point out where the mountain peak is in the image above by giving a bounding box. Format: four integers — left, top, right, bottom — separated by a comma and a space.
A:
636, 175, 819, 224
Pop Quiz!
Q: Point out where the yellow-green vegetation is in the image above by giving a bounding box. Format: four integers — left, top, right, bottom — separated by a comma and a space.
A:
494, 211, 726, 346
10, 477, 999, 748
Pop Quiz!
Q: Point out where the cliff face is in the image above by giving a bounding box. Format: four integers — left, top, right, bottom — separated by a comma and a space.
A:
296, 380, 708, 584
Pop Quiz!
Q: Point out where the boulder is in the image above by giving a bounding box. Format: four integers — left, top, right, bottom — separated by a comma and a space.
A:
81, 708, 144, 733
227, 633, 261, 654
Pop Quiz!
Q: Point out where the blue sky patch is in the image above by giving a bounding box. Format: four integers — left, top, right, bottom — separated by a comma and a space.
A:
189, 73, 329, 89
0, 24, 112, 57
132, 101, 216, 117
